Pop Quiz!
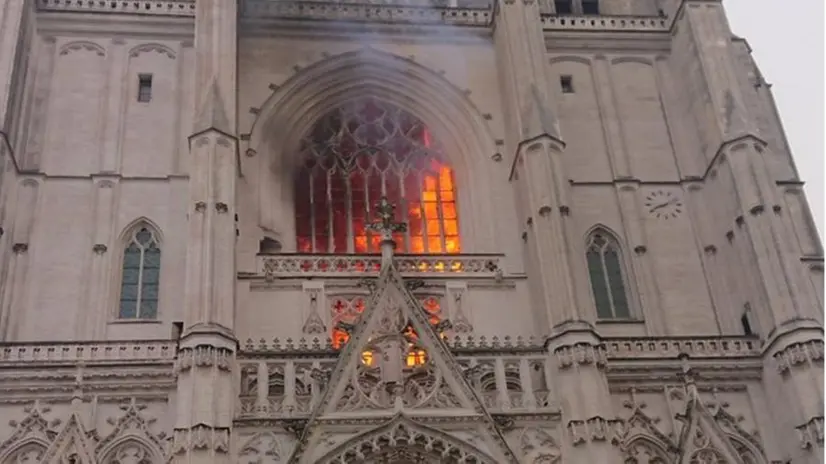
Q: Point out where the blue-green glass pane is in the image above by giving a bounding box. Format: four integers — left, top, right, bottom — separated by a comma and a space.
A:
587, 251, 612, 319
141, 283, 159, 301
119, 284, 138, 319
135, 228, 153, 245
139, 299, 158, 319
121, 268, 140, 284
605, 249, 630, 318
143, 249, 161, 268
142, 268, 160, 285
123, 246, 141, 269
121, 283, 138, 300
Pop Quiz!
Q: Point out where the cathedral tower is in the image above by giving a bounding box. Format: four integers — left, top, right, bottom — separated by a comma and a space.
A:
0, 0, 820, 462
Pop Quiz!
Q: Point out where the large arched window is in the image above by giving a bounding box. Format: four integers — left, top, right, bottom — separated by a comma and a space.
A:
586, 229, 631, 319
295, 97, 460, 254
118, 224, 161, 320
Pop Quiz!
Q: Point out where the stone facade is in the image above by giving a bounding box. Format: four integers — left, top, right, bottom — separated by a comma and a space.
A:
0, 0, 821, 462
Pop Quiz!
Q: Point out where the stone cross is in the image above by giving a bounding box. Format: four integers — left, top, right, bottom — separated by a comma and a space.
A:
367, 197, 407, 240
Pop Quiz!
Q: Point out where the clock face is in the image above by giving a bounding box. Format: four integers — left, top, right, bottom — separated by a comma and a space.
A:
644, 190, 683, 219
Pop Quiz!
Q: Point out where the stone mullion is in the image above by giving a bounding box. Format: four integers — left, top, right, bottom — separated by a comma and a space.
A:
255, 361, 270, 415
493, 357, 510, 410
518, 358, 536, 409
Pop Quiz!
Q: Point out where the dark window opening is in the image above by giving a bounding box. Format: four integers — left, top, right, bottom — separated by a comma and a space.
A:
259, 237, 283, 254
582, 0, 600, 15
560, 75, 574, 94
741, 307, 753, 336
138, 74, 153, 102
554, 0, 573, 14
172, 321, 184, 340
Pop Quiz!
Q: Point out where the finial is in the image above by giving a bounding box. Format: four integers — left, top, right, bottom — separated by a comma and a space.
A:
367, 197, 407, 265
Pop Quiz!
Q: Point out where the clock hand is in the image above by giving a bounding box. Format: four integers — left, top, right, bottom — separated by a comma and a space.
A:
650, 201, 670, 212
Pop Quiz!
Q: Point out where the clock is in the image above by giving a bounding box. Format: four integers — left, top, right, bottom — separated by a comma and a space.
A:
644, 190, 683, 219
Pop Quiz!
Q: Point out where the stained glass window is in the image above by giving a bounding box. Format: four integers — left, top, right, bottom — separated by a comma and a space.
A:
118, 226, 161, 320
331, 295, 445, 367
295, 97, 460, 255
586, 231, 631, 319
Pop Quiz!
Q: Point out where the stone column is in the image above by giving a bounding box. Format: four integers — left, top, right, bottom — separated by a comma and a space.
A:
673, 2, 823, 459
0, 177, 38, 340
171, 0, 239, 462
0, 0, 30, 134
547, 332, 621, 463
83, 177, 118, 340
494, 1, 620, 460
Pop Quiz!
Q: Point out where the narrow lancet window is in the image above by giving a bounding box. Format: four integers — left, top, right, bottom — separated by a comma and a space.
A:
118, 226, 161, 319
294, 97, 461, 254
586, 230, 631, 319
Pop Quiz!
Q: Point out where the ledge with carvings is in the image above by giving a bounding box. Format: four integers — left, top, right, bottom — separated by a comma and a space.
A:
252, 252, 505, 280
541, 13, 669, 32
0, 340, 178, 403
241, 0, 493, 28
37, 0, 197, 16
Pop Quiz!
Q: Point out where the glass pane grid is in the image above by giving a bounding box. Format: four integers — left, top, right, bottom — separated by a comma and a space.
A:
295, 97, 461, 255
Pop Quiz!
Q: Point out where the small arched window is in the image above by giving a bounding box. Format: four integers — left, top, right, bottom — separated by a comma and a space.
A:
118, 225, 161, 320
294, 97, 460, 255
586, 230, 630, 319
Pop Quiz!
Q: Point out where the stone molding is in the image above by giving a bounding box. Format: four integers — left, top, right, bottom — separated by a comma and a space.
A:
0, 340, 176, 364
566, 415, 623, 446
37, 0, 196, 17
176, 345, 233, 373
171, 425, 230, 456
796, 416, 824, 450
258, 253, 503, 280
772, 339, 824, 374
554, 342, 607, 370
541, 14, 669, 32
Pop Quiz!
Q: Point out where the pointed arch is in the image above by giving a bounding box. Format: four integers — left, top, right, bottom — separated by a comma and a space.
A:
247, 47, 500, 253
584, 225, 634, 319
315, 416, 498, 464
728, 435, 767, 464
115, 219, 163, 320
0, 439, 49, 464
623, 436, 674, 463
97, 437, 162, 464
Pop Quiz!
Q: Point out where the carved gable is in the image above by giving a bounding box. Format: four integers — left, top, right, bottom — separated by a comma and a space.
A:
676, 389, 744, 464
290, 264, 518, 463
95, 399, 166, 463
41, 414, 96, 464
0, 401, 58, 462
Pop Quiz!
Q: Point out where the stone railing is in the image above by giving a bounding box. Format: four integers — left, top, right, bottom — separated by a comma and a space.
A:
604, 336, 762, 360
257, 253, 503, 280
541, 14, 669, 32
37, 0, 196, 16
235, 352, 557, 419
241, 0, 492, 27
0, 340, 177, 364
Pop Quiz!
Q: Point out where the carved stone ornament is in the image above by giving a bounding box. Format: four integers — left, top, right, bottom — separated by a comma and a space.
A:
773, 339, 824, 374
554, 342, 607, 370
238, 431, 283, 464
795, 416, 824, 450
518, 428, 561, 463
171, 425, 229, 456
95, 398, 166, 463
194, 201, 206, 213
12, 243, 28, 254
176, 345, 233, 372
0, 401, 59, 461
92, 244, 108, 254
567, 416, 624, 447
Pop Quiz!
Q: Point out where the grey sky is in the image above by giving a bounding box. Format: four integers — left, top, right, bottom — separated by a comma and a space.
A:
724, 0, 825, 237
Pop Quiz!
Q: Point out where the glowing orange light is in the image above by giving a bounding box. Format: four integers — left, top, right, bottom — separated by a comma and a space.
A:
361, 351, 374, 366
406, 349, 427, 367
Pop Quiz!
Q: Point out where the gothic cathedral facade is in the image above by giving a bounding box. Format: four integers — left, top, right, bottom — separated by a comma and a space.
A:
0, 0, 821, 462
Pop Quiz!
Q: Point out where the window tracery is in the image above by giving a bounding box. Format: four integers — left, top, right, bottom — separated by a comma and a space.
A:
118, 225, 161, 320
103, 443, 153, 464
295, 97, 460, 255
6, 444, 46, 464
585, 230, 630, 319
